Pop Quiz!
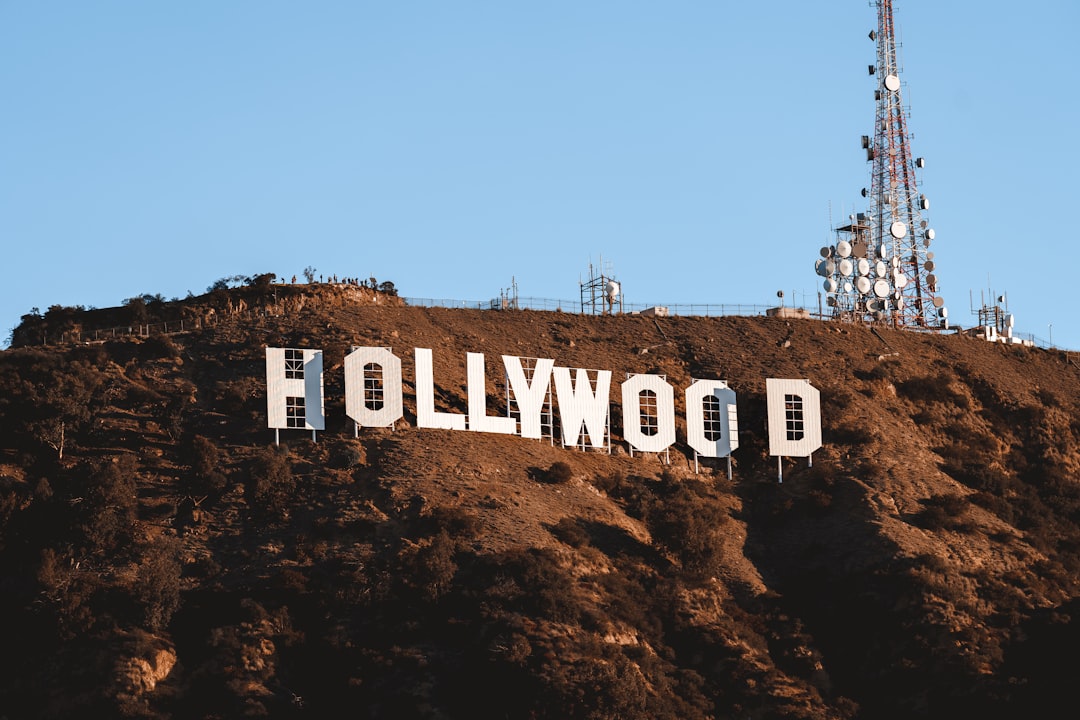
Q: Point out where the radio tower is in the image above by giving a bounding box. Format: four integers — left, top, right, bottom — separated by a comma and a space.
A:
816, 0, 947, 328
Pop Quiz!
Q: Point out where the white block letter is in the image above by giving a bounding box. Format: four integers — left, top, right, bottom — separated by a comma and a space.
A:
265, 347, 325, 431
344, 347, 403, 428
502, 355, 554, 439
415, 348, 466, 430
685, 379, 738, 458
766, 379, 822, 457
553, 367, 611, 449
621, 374, 676, 454
467, 352, 516, 435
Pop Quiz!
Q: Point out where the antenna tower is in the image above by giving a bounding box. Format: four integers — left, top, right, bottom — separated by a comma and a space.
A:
580, 258, 621, 315
816, 0, 947, 329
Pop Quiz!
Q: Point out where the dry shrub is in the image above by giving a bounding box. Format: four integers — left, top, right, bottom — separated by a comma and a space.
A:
544, 461, 573, 484
898, 372, 969, 408
549, 517, 590, 548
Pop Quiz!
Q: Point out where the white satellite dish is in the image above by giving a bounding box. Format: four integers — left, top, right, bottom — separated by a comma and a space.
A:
894, 272, 909, 289
844, 281, 854, 293
940, 306, 949, 318
605, 280, 620, 302
874, 260, 887, 277
836, 240, 852, 258
1006, 314, 1015, 328
857, 258, 870, 276
873, 279, 890, 298
884, 75, 901, 91
925, 228, 935, 241
890, 221, 908, 239
855, 276, 872, 295
839, 258, 854, 276
824, 278, 838, 293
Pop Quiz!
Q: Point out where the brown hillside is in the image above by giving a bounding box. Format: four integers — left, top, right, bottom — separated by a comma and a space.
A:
2, 285, 1079, 719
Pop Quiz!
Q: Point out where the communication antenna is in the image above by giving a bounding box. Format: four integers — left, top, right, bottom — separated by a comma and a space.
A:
816, 0, 947, 329
580, 257, 622, 315
492, 276, 519, 310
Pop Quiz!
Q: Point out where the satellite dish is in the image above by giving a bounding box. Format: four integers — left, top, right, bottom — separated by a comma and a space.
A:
815, 259, 828, 277
839, 258, 854, 276
844, 281, 854, 293
857, 258, 870, 276
824, 278, 838, 293
836, 240, 853, 258
926, 251, 934, 260
874, 260, 887, 277
879, 243, 888, 257
1006, 314, 1015, 328
896, 296, 905, 310
827, 296, 837, 307
932, 296, 945, 309
820, 246, 833, 258
605, 280, 620, 301
894, 273, 909, 289
825, 259, 837, 275
926, 273, 937, 286
777, 290, 784, 298
873, 279, 890, 298
925, 228, 935, 240
861, 188, 868, 197
855, 276, 872, 295
924, 260, 936, 272
939, 306, 949, 318
890, 221, 908, 239
884, 74, 901, 91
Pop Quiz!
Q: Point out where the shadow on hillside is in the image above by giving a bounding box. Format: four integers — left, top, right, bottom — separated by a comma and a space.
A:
544, 517, 668, 567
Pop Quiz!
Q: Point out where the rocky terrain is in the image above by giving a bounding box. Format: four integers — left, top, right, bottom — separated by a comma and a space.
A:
1, 281, 1079, 719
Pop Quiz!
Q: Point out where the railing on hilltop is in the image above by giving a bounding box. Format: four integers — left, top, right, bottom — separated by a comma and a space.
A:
403, 296, 781, 318
18, 293, 1069, 356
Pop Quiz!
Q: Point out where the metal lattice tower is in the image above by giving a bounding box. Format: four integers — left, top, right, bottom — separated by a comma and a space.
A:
816, 0, 947, 329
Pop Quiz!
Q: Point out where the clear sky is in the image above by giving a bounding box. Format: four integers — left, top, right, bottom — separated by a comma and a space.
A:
3, 1, 1077, 349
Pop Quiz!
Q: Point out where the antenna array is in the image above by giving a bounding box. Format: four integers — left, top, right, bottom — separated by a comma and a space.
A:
816, 0, 947, 329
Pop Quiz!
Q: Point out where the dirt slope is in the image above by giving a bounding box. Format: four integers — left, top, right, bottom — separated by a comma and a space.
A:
2, 285, 1080, 719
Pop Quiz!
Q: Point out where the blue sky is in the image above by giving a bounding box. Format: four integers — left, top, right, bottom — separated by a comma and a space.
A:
3, 1, 1077, 349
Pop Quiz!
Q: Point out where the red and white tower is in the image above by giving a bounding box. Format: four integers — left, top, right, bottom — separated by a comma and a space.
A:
816, 0, 947, 328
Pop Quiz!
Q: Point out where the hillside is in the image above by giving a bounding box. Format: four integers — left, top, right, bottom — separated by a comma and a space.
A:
2, 283, 1080, 719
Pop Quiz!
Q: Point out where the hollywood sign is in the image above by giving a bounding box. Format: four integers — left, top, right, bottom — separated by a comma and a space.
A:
265, 347, 822, 469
